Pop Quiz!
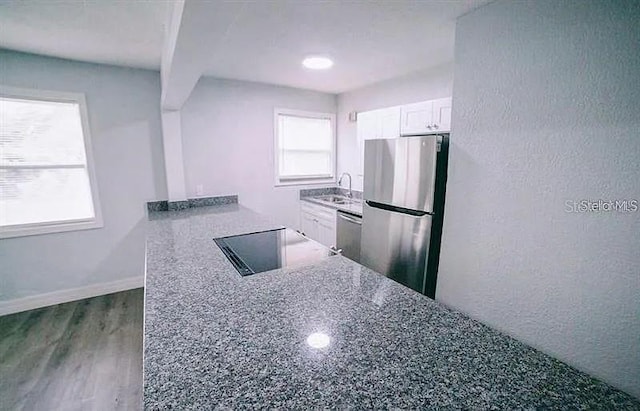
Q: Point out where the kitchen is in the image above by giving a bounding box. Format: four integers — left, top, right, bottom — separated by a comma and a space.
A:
1, 0, 639, 409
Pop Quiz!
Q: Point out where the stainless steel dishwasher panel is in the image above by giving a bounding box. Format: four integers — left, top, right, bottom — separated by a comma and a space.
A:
336, 211, 362, 263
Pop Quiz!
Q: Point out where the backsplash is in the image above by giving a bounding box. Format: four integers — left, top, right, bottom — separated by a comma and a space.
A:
147, 195, 239, 212
299, 187, 363, 200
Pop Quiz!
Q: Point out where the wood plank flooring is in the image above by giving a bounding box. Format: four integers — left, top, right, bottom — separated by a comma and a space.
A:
0, 288, 143, 411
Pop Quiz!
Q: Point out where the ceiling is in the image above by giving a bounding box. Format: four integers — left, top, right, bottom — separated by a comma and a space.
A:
0, 0, 168, 70
197, 0, 490, 93
0, 0, 491, 94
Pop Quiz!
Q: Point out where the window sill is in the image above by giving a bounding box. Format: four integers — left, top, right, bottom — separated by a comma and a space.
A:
0, 218, 104, 239
275, 177, 336, 187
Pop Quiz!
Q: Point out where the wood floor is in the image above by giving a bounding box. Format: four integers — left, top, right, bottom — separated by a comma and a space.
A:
0, 288, 143, 411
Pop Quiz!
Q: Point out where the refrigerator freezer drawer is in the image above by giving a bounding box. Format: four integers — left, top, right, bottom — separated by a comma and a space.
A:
360, 202, 432, 294
363, 136, 438, 213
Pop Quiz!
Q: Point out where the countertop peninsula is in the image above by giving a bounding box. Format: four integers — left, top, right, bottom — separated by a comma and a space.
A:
143, 204, 639, 409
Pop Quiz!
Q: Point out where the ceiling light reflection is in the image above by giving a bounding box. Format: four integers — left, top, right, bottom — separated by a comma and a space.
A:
306, 332, 331, 349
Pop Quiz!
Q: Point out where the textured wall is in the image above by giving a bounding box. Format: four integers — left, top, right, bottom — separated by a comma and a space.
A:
0, 50, 166, 302
437, 0, 640, 397
336, 64, 453, 191
180, 77, 337, 230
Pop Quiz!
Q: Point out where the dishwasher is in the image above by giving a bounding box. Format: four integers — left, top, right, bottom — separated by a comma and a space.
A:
336, 211, 362, 263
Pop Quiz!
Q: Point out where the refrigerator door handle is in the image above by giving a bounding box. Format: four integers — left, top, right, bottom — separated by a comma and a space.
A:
365, 200, 433, 217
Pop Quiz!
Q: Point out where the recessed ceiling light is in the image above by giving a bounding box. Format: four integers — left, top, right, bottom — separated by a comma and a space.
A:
302, 56, 334, 70
306, 332, 331, 348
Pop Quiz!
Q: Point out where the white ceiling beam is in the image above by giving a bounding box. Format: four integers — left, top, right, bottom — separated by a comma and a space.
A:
160, 0, 247, 110
160, 0, 185, 96
159, 1, 248, 200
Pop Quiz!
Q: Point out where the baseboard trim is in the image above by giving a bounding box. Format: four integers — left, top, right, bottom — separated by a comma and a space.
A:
0, 277, 144, 316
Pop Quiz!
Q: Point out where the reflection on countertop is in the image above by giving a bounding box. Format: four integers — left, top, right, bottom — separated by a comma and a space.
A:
143, 204, 639, 409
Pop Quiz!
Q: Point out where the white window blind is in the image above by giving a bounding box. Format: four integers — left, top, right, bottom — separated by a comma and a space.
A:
275, 109, 335, 185
0, 87, 102, 238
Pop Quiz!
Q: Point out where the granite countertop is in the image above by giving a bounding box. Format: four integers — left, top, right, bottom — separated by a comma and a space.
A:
144, 204, 638, 409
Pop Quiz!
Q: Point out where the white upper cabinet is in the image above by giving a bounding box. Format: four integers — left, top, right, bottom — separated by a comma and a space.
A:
400, 101, 433, 135
355, 98, 450, 176
379, 106, 401, 139
356, 106, 401, 177
400, 97, 452, 135
431, 97, 452, 132
357, 106, 401, 141
356, 110, 379, 141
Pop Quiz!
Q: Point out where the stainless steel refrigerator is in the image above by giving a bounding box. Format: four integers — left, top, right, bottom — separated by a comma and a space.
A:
360, 135, 449, 298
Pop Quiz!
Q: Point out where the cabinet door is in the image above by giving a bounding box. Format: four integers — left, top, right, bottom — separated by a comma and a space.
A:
358, 107, 401, 140
432, 97, 452, 132
356, 110, 380, 141
400, 101, 433, 135
379, 106, 401, 139
356, 107, 401, 178
300, 211, 319, 241
317, 218, 336, 248
357, 110, 378, 178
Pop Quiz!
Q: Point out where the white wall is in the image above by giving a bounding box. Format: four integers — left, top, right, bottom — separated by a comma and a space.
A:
180, 77, 336, 229
0, 50, 166, 305
437, 0, 640, 398
336, 64, 454, 190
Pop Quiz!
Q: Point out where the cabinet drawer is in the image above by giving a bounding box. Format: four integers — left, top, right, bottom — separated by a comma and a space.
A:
300, 202, 337, 248
301, 202, 336, 222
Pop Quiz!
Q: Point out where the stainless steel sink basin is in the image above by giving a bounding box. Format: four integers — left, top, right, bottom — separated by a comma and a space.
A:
318, 195, 356, 205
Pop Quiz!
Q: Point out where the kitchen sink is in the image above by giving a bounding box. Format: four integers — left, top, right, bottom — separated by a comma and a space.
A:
318, 195, 357, 205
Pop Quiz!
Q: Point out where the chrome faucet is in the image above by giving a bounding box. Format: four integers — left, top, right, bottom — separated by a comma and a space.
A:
338, 172, 353, 198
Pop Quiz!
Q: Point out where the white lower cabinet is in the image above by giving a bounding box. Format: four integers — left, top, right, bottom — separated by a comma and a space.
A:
317, 219, 336, 248
300, 202, 336, 248
300, 210, 319, 241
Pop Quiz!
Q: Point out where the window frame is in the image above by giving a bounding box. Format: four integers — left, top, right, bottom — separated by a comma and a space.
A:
273, 108, 337, 187
0, 85, 104, 239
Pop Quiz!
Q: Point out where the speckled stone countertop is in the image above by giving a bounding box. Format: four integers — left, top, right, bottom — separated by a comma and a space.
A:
144, 205, 639, 409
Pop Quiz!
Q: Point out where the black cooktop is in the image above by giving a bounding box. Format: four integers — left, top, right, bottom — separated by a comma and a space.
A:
214, 228, 336, 276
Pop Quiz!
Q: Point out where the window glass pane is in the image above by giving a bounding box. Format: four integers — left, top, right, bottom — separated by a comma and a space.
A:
277, 113, 333, 179
0, 168, 95, 227
280, 151, 332, 177
0, 97, 87, 166
0, 93, 98, 231
279, 115, 332, 151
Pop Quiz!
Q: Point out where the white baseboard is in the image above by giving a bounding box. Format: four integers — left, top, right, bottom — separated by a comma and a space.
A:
0, 276, 144, 317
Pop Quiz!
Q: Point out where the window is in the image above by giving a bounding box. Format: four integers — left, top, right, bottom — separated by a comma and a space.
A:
0, 86, 102, 238
274, 108, 336, 185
